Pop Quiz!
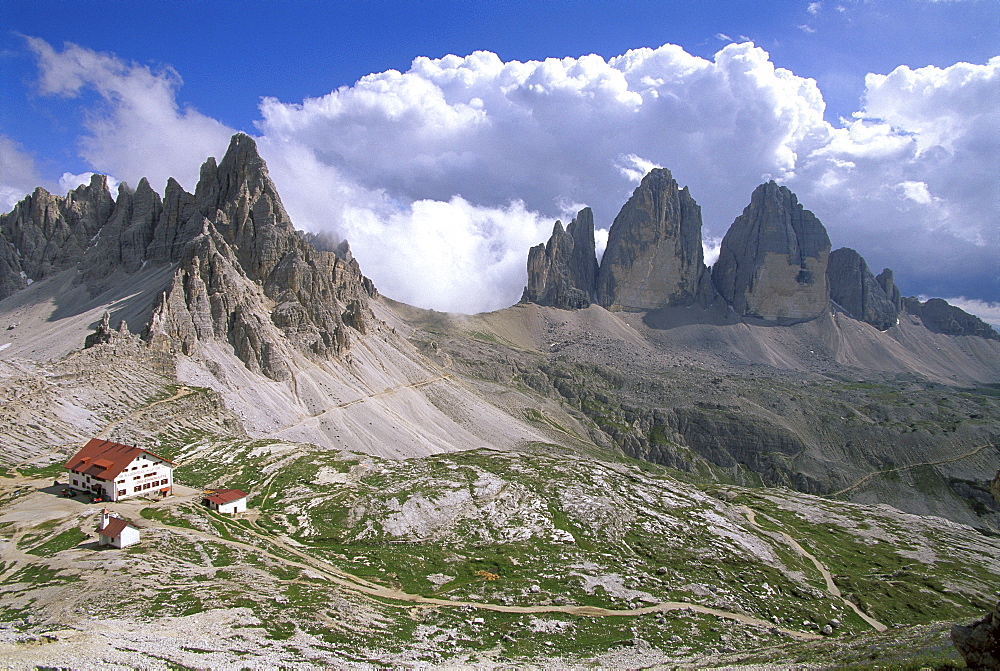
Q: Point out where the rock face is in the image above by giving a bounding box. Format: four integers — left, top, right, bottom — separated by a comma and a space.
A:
597, 169, 715, 311
992, 471, 1000, 507
951, 600, 1000, 669
0, 133, 379, 381
0, 174, 114, 299
143, 134, 378, 380
875, 268, 902, 311
712, 181, 831, 324
827, 248, 898, 330
902, 297, 1000, 340
521, 208, 598, 309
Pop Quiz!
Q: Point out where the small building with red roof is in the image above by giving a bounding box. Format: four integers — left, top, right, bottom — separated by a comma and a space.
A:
202, 488, 248, 514
97, 509, 140, 549
65, 438, 174, 502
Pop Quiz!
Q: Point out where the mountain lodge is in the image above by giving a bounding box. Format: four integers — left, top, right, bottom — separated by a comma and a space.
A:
65, 438, 174, 501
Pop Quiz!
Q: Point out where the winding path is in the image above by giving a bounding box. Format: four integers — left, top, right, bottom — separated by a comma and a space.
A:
829, 443, 995, 498
94, 386, 194, 440
738, 506, 886, 632
141, 509, 822, 641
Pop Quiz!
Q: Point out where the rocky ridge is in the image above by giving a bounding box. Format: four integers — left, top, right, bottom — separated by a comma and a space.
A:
521, 208, 598, 309
826, 247, 898, 330
596, 168, 716, 311
521, 172, 995, 339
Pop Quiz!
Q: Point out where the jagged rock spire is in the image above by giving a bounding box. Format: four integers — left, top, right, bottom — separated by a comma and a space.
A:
522, 208, 599, 309
597, 168, 715, 311
712, 181, 831, 324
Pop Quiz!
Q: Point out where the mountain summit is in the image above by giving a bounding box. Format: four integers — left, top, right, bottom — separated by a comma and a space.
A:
712, 181, 831, 324
597, 168, 716, 311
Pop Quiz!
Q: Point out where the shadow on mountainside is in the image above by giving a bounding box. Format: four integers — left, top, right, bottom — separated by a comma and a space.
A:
47, 265, 175, 334
641, 304, 740, 330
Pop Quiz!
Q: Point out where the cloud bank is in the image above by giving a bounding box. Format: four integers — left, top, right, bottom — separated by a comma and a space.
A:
7, 38, 998, 316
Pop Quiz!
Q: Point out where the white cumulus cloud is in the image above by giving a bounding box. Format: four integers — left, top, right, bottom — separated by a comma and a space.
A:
15, 38, 999, 321
0, 135, 47, 210
26, 37, 233, 193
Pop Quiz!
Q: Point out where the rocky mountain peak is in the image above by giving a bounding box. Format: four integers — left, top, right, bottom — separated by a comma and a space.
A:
521, 207, 598, 309
827, 247, 898, 330
712, 181, 831, 324
596, 168, 716, 311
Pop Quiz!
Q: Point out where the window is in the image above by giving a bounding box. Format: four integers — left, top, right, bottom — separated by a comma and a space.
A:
142, 483, 151, 490
133, 486, 141, 493
117, 490, 126, 496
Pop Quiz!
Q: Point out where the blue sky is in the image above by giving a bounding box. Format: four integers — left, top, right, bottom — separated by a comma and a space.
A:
1, 0, 998, 323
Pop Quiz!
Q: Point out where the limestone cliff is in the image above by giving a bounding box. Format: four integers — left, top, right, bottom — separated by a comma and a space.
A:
902, 297, 999, 340
712, 181, 831, 324
875, 268, 902, 312
597, 169, 715, 311
827, 247, 898, 330
143, 134, 378, 379
521, 208, 598, 309
0, 174, 114, 297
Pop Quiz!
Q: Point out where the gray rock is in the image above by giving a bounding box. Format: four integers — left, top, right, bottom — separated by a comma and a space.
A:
875, 268, 902, 311
0, 175, 113, 286
597, 168, 716, 311
820, 624, 834, 635
951, 600, 1000, 669
522, 207, 598, 309
712, 181, 831, 324
902, 296, 999, 340
827, 247, 898, 330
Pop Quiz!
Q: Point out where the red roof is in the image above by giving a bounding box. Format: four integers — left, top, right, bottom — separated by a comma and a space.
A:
65, 439, 173, 481
204, 489, 248, 505
99, 516, 136, 538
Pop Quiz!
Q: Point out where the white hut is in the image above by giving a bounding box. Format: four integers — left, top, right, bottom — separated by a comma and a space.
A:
97, 509, 140, 549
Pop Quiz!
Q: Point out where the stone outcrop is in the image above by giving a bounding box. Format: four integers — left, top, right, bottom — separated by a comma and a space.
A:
0, 174, 114, 295
902, 297, 1000, 340
992, 471, 1000, 507
712, 181, 831, 324
84, 312, 132, 349
521, 208, 598, 309
596, 169, 715, 311
827, 248, 898, 330
142, 134, 379, 379
951, 600, 1000, 669
875, 268, 902, 311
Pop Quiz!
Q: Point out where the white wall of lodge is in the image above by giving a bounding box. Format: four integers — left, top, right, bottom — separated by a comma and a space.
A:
67, 453, 173, 501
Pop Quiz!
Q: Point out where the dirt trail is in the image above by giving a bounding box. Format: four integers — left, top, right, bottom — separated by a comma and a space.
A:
334, 375, 451, 409
94, 386, 194, 440
738, 506, 887, 632
829, 443, 994, 498
136, 511, 821, 641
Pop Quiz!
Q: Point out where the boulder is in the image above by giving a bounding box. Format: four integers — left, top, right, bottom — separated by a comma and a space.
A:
597, 168, 716, 311
827, 248, 898, 330
712, 181, 831, 324
522, 207, 598, 309
951, 600, 1000, 669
